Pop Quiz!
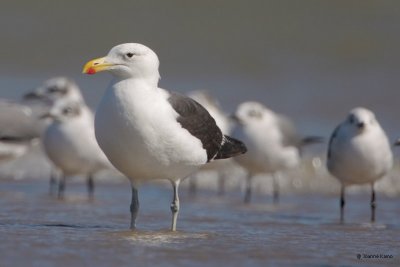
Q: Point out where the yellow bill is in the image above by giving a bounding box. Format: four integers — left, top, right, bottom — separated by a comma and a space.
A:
82, 57, 111, 75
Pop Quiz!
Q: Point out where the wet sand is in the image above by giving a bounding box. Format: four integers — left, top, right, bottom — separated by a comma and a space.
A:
0, 179, 398, 267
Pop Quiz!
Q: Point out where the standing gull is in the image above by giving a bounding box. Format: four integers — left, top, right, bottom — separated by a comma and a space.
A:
327, 107, 393, 223
83, 43, 246, 231
42, 99, 111, 199
25, 77, 100, 194
232, 101, 321, 204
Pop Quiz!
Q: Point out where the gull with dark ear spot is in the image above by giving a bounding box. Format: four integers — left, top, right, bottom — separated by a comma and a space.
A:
41, 100, 112, 199
232, 101, 322, 204
0, 78, 87, 177
29, 77, 85, 104
83, 43, 246, 231
327, 107, 393, 223
24, 77, 93, 193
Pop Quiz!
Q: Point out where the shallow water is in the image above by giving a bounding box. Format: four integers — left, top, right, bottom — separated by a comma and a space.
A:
1, 179, 399, 267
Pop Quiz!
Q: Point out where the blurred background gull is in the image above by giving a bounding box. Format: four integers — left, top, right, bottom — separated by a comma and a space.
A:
0, 0, 400, 196
232, 101, 322, 204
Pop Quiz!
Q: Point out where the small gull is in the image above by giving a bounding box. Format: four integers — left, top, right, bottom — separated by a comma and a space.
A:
83, 43, 247, 231
327, 107, 393, 223
232, 101, 321, 204
0, 82, 80, 178
25, 77, 100, 193
41, 97, 112, 199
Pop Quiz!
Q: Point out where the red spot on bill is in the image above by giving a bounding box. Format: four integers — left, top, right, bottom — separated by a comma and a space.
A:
87, 67, 96, 75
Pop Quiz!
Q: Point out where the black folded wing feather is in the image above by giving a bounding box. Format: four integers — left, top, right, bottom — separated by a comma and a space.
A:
168, 92, 246, 162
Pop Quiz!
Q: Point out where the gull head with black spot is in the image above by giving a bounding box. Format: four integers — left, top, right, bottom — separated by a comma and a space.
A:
41, 101, 82, 122
344, 107, 377, 134
83, 43, 160, 84
24, 77, 83, 105
233, 101, 275, 125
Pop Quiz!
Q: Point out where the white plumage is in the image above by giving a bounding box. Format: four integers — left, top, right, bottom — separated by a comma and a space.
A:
327, 107, 393, 223
43, 103, 109, 175
95, 83, 207, 180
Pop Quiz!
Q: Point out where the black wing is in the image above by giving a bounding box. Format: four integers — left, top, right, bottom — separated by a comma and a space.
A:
168, 92, 246, 161
168, 92, 224, 161
214, 135, 247, 160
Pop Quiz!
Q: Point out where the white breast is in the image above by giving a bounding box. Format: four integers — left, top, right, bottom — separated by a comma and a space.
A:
233, 120, 300, 174
328, 126, 393, 185
95, 79, 207, 182
43, 107, 109, 176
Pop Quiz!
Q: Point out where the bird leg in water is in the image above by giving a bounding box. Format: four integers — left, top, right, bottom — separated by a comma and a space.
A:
340, 185, 345, 223
188, 176, 197, 197
130, 185, 139, 230
58, 174, 66, 199
272, 173, 280, 204
371, 183, 376, 223
244, 174, 252, 204
49, 168, 58, 195
87, 173, 95, 199
217, 173, 226, 196
170, 180, 181, 231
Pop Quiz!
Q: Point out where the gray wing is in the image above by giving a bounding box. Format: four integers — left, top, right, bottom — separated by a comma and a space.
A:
277, 114, 324, 149
0, 100, 40, 139
276, 114, 301, 147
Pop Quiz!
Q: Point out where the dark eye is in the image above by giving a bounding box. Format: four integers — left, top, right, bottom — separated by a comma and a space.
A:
47, 86, 58, 93
349, 115, 355, 124
248, 110, 261, 118
63, 107, 72, 114
126, 53, 134, 58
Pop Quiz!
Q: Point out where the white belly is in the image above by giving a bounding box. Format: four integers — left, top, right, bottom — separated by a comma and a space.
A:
233, 124, 299, 175
43, 111, 108, 176
328, 129, 393, 185
95, 83, 207, 182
